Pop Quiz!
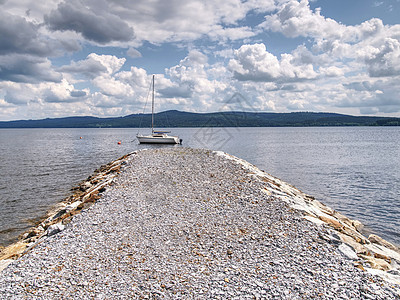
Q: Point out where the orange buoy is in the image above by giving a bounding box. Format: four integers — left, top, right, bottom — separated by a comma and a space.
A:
118, 141, 121, 145
80, 137, 83, 139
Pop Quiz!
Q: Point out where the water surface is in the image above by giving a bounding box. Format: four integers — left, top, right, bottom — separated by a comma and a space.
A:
0, 127, 399, 247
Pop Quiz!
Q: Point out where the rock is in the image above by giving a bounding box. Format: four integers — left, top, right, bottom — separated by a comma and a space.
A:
318, 231, 341, 245
340, 226, 369, 244
47, 223, 65, 237
332, 211, 354, 228
313, 200, 335, 216
304, 215, 326, 226
0, 148, 399, 298
359, 255, 391, 271
374, 253, 391, 263
352, 220, 364, 233
0, 241, 28, 260
25, 228, 44, 240
0, 259, 13, 272
319, 215, 343, 230
338, 243, 359, 260
65, 201, 83, 212
338, 233, 370, 255
368, 234, 399, 252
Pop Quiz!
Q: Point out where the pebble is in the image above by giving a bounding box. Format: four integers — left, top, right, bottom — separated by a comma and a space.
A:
0, 148, 399, 299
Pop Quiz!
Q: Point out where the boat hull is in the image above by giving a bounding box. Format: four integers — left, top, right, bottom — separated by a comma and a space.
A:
137, 135, 180, 144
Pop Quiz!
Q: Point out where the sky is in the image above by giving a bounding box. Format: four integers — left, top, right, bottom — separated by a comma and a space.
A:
1, 0, 400, 121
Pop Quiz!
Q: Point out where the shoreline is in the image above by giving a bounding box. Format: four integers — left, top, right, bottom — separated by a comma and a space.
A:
215, 150, 400, 284
0, 152, 132, 267
0, 148, 399, 297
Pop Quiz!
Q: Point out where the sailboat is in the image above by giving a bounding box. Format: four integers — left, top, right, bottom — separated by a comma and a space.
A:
136, 75, 181, 144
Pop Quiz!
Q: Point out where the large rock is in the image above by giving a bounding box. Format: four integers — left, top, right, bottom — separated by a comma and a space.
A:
47, 223, 65, 237
0, 242, 28, 260
368, 234, 399, 252
338, 243, 359, 260
359, 254, 391, 271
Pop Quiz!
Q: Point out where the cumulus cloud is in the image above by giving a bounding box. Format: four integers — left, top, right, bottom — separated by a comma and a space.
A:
2, 0, 400, 120
0, 55, 62, 83
340, 77, 400, 113
2, 79, 90, 107
228, 43, 317, 82
117, 66, 149, 88
99, 0, 276, 44
319, 66, 345, 77
57, 53, 131, 99
259, 0, 400, 83
4, 85, 37, 105
0, 10, 81, 84
58, 58, 107, 79
44, 0, 134, 44
92, 76, 133, 98
358, 38, 400, 77
59, 53, 126, 78
0, 11, 51, 56
42, 80, 87, 103
260, 1, 389, 53
260, 0, 344, 40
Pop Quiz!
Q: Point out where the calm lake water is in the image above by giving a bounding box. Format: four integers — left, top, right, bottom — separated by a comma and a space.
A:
0, 127, 399, 247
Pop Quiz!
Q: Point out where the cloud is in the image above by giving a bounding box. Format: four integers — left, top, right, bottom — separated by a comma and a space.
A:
260, 0, 344, 40
59, 53, 126, 78
0, 9, 83, 58
158, 84, 193, 99
92, 75, 133, 98
358, 38, 400, 77
260, 1, 386, 47
58, 58, 107, 79
58, 54, 131, 99
228, 43, 317, 82
0, 55, 62, 83
44, 0, 134, 44
127, 48, 142, 58
4, 85, 37, 105
259, 0, 400, 83
208, 26, 256, 42
0, 11, 51, 56
341, 78, 400, 113
2, 0, 400, 120
116, 66, 149, 89
70, 90, 87, 97
2, 79, 89, 106
0, 10, 81, 84
322, 67, 345, 77
97, 0, 276, 44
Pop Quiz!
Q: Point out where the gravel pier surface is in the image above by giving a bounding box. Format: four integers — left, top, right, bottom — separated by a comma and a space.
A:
0, 148, 399, 299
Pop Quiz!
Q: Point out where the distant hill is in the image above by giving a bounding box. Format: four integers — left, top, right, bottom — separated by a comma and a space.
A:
1, 110, 399, 128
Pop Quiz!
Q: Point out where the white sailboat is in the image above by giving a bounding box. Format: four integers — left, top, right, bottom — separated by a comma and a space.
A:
136, 75, 181, 144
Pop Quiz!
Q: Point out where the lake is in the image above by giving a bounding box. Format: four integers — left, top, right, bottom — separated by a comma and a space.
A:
0, 127, 399, 247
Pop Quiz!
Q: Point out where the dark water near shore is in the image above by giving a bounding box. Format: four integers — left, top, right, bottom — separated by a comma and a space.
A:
0, 127, 399, 247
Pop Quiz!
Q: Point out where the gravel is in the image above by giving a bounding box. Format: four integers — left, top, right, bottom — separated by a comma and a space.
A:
0, 147, 399, 299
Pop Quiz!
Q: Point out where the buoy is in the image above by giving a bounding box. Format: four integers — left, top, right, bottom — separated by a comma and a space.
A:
118, 141, 121, 145
80, 137, 82, 139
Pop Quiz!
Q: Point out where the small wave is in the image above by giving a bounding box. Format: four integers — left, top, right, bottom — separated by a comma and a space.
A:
0, 227, 18, 234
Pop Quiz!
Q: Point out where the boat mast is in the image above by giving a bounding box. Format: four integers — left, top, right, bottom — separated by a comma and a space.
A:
151, 74, 155, 134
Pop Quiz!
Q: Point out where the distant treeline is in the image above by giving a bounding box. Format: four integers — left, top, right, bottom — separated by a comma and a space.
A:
1, 110, 400, 128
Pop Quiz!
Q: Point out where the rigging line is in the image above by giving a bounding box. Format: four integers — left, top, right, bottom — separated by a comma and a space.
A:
164, 109, 171, 128
137, 78, 154, 135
